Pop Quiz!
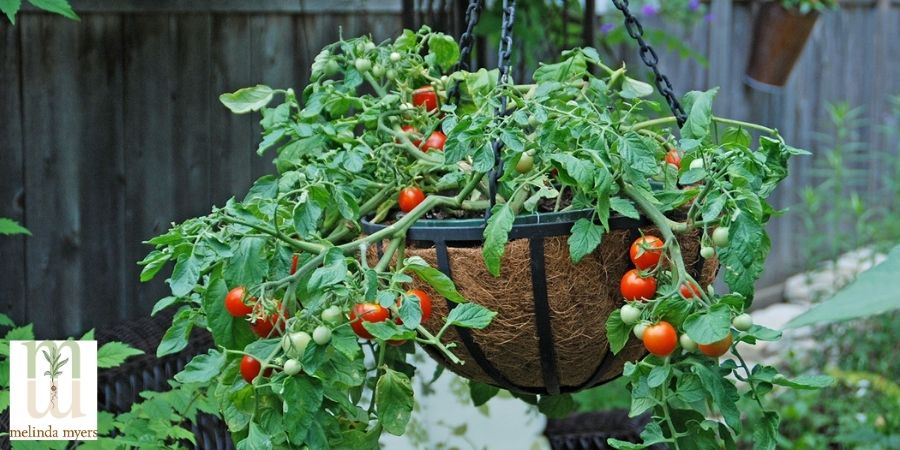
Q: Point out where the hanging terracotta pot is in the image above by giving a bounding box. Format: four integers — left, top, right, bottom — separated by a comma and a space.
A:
746, 2, 820, 88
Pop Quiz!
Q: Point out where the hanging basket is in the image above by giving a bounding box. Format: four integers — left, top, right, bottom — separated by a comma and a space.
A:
745, 2, 819, 88
363, 210, 718, 395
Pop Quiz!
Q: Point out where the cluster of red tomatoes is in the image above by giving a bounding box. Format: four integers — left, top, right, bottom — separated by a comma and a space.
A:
348, 289, 432, 346
396, 86, 444, 214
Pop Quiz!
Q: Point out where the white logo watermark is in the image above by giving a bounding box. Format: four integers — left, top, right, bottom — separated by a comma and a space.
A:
8, 340, 98, 440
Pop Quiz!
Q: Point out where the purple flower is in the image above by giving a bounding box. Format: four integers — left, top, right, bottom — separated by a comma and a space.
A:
640, 4, 659, 16
704, 13, 714, 22
600, 23, 616, 34
688, 0, 700, 11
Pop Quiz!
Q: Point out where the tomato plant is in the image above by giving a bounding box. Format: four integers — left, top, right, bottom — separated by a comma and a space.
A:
136, 27, 823, 450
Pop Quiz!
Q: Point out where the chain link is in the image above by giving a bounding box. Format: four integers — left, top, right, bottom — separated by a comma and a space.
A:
611, 0, 687, 127
485, 0, 516, 217
449, 0, 483, 104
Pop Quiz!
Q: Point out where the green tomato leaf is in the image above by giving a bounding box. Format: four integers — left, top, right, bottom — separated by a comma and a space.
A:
647, 365, 670, 388
0, 313, 14, 328
405, 260, 466, 303
308, 248, 348, 290
168, 253, 202, 297
605, 310, 630, 354
236, 422, 273, 450
482, 203, 515, 276
0, 217, 30, 235
224, 237, 269, 289
619, 77, 654, 99
157, 308, 194, 357
675, 373, 706, 403
567, 218, 603, 263
0, 0, 22, 24
282, 376, 324, 445
174, 349, 225, 384
752, 411, 780, 450
361, 321, 415, 341
427, 34, 460, 70
446, 303, 496, 329
610, 197, 641, 220
96, 341, 144, 369
468, 381, 499, 407
679, 167, 707, 185
719, 212, 769, 300
680, 88, 719, 140
618, 132, 659, 176
551, 153, 594, 190
537, 394, 577, 418
375, 368, 414, 435
692, 360, 741, 433
220, 85, 275, 114
683, 303, 732, 345
150, 296, 178, 317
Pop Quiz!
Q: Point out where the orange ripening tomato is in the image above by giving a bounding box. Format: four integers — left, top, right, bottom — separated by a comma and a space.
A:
698, 333, 733, 358
643, 321, 678, 357
665, 149, 682, 169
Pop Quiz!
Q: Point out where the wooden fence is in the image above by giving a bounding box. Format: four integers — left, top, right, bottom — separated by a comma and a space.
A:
1, 0, 898, 337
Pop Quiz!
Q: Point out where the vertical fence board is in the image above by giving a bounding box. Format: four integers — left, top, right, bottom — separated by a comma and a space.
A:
249, 16, 295, 177
0, 22, 27, 325
123, 15, 176, 314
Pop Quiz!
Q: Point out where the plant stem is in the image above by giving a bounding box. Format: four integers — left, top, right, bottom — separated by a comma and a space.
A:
374, 237, 404, 272
627, 115, 782, 139
223, 216, 326, 254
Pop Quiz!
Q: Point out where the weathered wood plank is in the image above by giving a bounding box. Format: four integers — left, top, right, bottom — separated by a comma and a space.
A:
0, 21, 27, 325
249, 15, 295, 177
123, 15, 176, 316
209, 15, 255, 206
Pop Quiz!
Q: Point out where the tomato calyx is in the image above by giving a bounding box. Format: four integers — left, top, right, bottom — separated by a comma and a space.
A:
250, 302, 285, 338
629, 235, 664, 270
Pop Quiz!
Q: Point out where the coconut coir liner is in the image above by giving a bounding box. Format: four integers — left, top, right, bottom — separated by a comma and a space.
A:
374, 227, 717, 391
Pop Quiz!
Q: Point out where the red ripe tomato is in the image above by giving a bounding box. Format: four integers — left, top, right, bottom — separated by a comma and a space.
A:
240, 355, 272, 383
642, 321, 678, 357
629, 235, 664, 269
665, 149, 682, 169
398, 187, 425, 213
423, 131, 446, 152
400, 125, 422, 148
412, 86, 439, 112
698, 333, 733, 358
394, 289, 433, 325
388, 339, 407, 347
290, 254, 299, 275
620, 269, 657, 301
679, 282, 702, 299
349, 303, 390, 340
250, 303, 284, 338
224, 287, 254, 317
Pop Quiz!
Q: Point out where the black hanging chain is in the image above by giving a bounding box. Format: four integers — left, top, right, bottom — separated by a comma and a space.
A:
610, 0, 687, 128
449, 0, 483, 104
485, 0, 516, 219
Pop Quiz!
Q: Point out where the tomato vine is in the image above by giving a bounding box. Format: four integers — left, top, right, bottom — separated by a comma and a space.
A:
138, 26, 830, 449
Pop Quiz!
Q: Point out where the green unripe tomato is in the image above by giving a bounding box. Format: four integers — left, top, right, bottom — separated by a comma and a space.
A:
282, 331, 311, 358
679, 334, 697, 351
527, 115, 539, 128
386, 69, 397, 80
620, 304, 641, 325
354, 58, 372, 73
389, 52, 401, 62
321, 305, 342, 324
515, 152, 534, 174
364, 41, 376, 51
633, 322, 648, 340
689, 158, 704, 170
372, 64, 385, 78
324, 59, 341, 76
712, 227, 730, 247
700, 246, 715, 259
313, 325, 332, 345
732, 313, 753, 331
283, 359, 302, 376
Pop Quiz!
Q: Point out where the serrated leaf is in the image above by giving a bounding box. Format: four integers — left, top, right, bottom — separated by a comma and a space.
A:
224, 237, 269, 289
174, 349, 225, 383
567, 218, 603, 263
157, 308, 194, 357
605, 310, 630, 354
405, 261, 465, 303
610, 197, 641, 219
683, 303, 732, 345
680, 88, 719, 140
283, 376, 323, 444
96, 342, 144, 369
0, 217, 30, 235
376, 368, 414, 435
220, 85, 274, 114
482, 203, 515, 276
446, 303, 496, 329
